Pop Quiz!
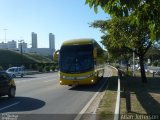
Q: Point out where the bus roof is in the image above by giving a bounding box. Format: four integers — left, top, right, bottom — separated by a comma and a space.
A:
61, 39, 95, 46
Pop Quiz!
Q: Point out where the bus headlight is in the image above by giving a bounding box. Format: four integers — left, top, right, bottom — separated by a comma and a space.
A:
62, 75, 66, 79
91, 80, 94, 83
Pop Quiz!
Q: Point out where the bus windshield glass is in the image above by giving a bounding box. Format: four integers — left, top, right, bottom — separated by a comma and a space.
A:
60, 44, 94, 73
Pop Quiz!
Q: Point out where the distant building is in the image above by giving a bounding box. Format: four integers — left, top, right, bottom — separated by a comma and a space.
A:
18, 41, 27, 49
0, 40, 17, 49
49, 33, 55, 50
0, 42, 7, 49
0, 32, 55, 57
31, 32, 37, 48
7, 40, 17, 49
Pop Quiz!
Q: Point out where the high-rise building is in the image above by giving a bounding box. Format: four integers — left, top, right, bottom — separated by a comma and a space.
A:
32, 32, 37, 48
49, 33, 55, 50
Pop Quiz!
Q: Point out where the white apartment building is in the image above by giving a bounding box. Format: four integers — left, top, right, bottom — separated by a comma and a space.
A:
0, 40, 17, 49
0, 42, 7, 49
18, 42, 27, 49
7, 40, 17, 49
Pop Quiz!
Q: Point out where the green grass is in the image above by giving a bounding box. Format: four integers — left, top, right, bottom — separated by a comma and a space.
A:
122, 75, 160, 111
97, 66, 160, 120
96, 68, 118, 120
24, 53, 52, 63
120, 70, 160, 120
0, 49, 52, 69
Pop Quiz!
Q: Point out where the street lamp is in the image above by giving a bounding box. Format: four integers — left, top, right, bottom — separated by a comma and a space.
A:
18, 40, 24, 66
3, 29, 8, 43
132, 48, 135, 76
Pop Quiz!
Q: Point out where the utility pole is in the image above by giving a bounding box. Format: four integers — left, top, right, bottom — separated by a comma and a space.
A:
4, 29, 8, 43
133, 49, 135, 76
4, 29, 8, 49
19, 40, 24, 66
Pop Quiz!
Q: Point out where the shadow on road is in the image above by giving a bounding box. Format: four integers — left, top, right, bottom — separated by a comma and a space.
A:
68, 77, 108, 92
0, 96, 45, 113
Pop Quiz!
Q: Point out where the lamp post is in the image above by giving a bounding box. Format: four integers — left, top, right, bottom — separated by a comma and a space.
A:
19, 40, 24, 66
132, 48, 135, 76
3, 29, 8, 43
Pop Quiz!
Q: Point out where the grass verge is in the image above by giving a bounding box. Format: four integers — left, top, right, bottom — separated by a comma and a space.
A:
96, 67, 118, 120
120, 71, 160, 120
96, 66, 160, 120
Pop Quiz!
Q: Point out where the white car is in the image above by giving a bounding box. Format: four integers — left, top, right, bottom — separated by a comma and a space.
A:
6, 67, 25, 78
137, 65, 148, 72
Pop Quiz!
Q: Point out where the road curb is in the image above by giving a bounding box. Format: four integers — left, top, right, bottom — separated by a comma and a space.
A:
74, 67, 112, 120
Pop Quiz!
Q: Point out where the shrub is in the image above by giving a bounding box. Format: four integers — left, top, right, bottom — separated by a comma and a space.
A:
0, 66, 3, 71
29, 64, 32, 69
125, 70, 132, 76
51, 66, 55, 71
153, 61, 158, 66
33, 64, 38, 70
9, 64, 13, 68
45, 66, 50, 72
38, 66, 43, 72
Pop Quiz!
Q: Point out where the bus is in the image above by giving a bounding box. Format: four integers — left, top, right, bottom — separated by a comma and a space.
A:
54, 38, 105, 86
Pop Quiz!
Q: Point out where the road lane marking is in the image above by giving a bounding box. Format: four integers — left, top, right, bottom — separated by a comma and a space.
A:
0, 102, 20, 111
74, 75, 109, 120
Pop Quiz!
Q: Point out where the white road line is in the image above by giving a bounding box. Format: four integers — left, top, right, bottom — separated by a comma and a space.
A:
0, 102, 20, 111
74, 75, 109, 120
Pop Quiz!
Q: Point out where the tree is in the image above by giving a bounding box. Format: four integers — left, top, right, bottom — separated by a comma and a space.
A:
145, 47, 160, 63
0, 66, 3, 71
90, 16, 152, 83
86, 0, 160, 83
85, 0, 160, 40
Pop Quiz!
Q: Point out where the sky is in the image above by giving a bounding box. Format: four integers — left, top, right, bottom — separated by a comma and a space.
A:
0, 0, 109, 49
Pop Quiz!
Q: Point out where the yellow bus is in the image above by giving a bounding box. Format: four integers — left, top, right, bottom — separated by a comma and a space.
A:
55, 38, 105, 86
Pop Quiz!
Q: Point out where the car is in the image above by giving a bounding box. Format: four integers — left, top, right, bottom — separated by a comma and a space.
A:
137, 64, 148, 72
0, 71, 16, 98
155, 71, 160, 75
6, 67, 25, 78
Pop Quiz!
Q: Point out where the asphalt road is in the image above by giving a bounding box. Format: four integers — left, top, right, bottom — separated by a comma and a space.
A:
0, 67, 112, 120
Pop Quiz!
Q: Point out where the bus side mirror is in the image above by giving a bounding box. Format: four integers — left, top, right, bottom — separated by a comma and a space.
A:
53, 50, 60, 62
93, 48, 97, 58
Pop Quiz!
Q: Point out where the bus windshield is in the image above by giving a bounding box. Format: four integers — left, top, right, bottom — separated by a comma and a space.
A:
60, 44, 94, 73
